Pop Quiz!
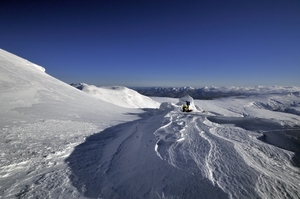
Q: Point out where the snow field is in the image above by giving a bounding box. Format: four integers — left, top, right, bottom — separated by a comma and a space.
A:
153, 96, 300, 198
0, 119, 99, 198
1, 49, 300, 198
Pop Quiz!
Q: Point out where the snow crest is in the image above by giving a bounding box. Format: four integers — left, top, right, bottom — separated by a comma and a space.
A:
71, 83, 160, 109
0, 49, 45, 73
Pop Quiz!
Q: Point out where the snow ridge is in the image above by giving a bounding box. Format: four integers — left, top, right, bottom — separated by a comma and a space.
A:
71, 83, 160, 108
0, 49, 45, 73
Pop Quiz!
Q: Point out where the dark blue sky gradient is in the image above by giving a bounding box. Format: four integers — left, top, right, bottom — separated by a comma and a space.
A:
1, 0, 299, 87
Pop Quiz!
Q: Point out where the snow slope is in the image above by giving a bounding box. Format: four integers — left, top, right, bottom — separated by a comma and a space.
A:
0, 49, 147, 198
1, 48, 300, 199
71, 83, 159, 109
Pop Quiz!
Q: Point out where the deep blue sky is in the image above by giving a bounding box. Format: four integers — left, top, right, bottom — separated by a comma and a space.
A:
1, 0, 299, 87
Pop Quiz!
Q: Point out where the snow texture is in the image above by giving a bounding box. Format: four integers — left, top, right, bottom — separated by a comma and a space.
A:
1, 48, 300, 199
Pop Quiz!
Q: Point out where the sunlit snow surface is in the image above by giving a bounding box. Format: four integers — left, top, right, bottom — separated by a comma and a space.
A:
1, 49, 300, 198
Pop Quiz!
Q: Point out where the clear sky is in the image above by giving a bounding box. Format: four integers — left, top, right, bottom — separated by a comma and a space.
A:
1, 0, 299, 87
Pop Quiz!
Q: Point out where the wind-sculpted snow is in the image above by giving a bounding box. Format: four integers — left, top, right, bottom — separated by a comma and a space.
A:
207, 117, 300, 198
154, 107, 260, 198
66, 109, 228, 199
66, 101, 300, 198
153, 105, 300, 198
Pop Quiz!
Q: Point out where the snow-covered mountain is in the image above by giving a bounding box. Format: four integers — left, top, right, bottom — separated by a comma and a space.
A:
1, 49, 300, 199
135, 85, 300, 99
0, 49, 154, 198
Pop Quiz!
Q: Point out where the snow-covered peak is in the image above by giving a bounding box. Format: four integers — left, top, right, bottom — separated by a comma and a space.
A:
71, 83, 160, 109
179, 86, 195, 91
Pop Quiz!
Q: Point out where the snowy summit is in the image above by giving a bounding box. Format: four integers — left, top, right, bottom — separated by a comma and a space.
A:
1, 49, 300, 199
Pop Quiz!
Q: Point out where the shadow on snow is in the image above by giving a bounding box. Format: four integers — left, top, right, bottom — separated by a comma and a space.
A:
65, 109, 228, 199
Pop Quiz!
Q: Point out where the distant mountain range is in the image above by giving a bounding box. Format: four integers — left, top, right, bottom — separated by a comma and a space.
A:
133, 86, 300, 99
